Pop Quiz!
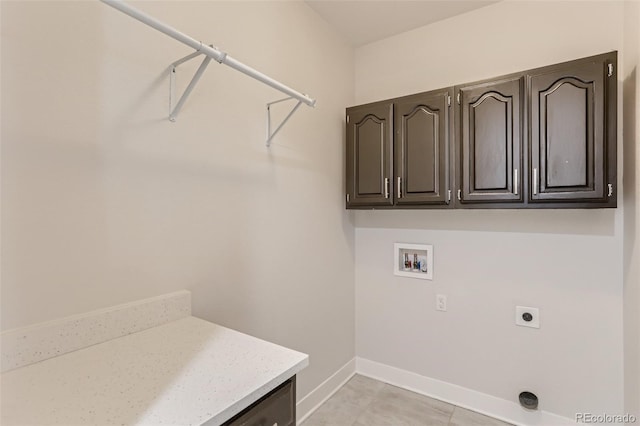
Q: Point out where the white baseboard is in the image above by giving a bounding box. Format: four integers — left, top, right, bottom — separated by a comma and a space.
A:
296, 358, 357, 424
356, 357, 575, 426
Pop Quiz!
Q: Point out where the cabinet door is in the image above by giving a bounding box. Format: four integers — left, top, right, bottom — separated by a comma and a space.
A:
457, 77, 523, 204
394, 89, 452, 206
529, 55, 615, 204
346, 102, 394, 207
223, 378, 295, 426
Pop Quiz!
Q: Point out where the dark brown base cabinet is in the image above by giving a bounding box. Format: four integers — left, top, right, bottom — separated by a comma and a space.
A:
345, 51, 617, 210
222, 377, 296, 426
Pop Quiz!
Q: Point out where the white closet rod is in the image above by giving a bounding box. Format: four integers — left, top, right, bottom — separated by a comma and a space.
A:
100, 0, 316, 108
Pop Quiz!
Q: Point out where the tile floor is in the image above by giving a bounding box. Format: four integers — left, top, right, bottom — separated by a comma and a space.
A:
301, 375, 513, 426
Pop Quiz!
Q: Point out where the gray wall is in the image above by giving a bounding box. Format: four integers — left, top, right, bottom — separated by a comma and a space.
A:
1, 0, 356, 401
623, 0, 640, 418
354, 1, 625, 419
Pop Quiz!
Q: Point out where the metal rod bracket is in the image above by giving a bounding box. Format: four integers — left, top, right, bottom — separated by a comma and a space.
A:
215, 51, 228, 64
101, 0, 317, 110
169, 50, 212, 122
266, 98, 303, 147
101, 0, 317, 144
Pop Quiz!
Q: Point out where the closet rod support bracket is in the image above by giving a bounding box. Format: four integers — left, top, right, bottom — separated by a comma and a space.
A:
169, 47, 214, 122
100, 0, 317, 133
266, 98, 303, 147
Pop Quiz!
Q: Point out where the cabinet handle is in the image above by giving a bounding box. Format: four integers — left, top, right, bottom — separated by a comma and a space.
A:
384, 178, 389, 199
533, 168, 538, 195
447, 189, 451, 204
514, 168, 518, 196
397, 177, 402, 198
457, 189, 462, 201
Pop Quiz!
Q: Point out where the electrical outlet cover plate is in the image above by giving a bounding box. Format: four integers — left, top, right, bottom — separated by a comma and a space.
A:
515, 306, 540, 329
436, 294, 447, 311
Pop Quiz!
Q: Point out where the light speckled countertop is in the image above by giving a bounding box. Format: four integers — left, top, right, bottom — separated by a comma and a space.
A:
1, 316, 309, 426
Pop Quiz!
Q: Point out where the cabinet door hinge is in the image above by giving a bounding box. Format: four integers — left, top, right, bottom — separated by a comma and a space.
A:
447, 95, 451, 106
457, 93, 461, 104
608, 63, 614, 77
346, 115, 350, 123
608, 183, 613, 197
447, 189, 452, 204
346, 193, 350, 203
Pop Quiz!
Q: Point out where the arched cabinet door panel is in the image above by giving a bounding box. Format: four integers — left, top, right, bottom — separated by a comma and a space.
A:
456, 77, 523, 204
343, 51, 616, 210
346, 102, 394, 207
394, 89, 452, 206
529, 54, 615, 206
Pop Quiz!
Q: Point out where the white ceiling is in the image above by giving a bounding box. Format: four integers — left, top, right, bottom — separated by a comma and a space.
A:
304, 0, 500, 47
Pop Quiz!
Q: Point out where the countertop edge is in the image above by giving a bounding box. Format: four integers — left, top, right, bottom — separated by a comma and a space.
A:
205, 355, 310, 425
1, 315, 310, 426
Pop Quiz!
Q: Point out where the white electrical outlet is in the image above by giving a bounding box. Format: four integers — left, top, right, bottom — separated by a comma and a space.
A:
436, 294, 447, 311
515, 306, 540, 328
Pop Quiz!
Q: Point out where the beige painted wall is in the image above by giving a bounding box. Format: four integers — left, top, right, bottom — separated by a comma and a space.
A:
0, 0, 355, 400
623, 0, 640, 418
354, 0, 625, 419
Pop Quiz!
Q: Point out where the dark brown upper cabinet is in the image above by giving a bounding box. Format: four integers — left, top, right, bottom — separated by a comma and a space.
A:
345, 51, 617, 210
456, 77, 523, 205
394, 89, 452, 207
528, 52, 617, 207
346, 101, 394, 207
